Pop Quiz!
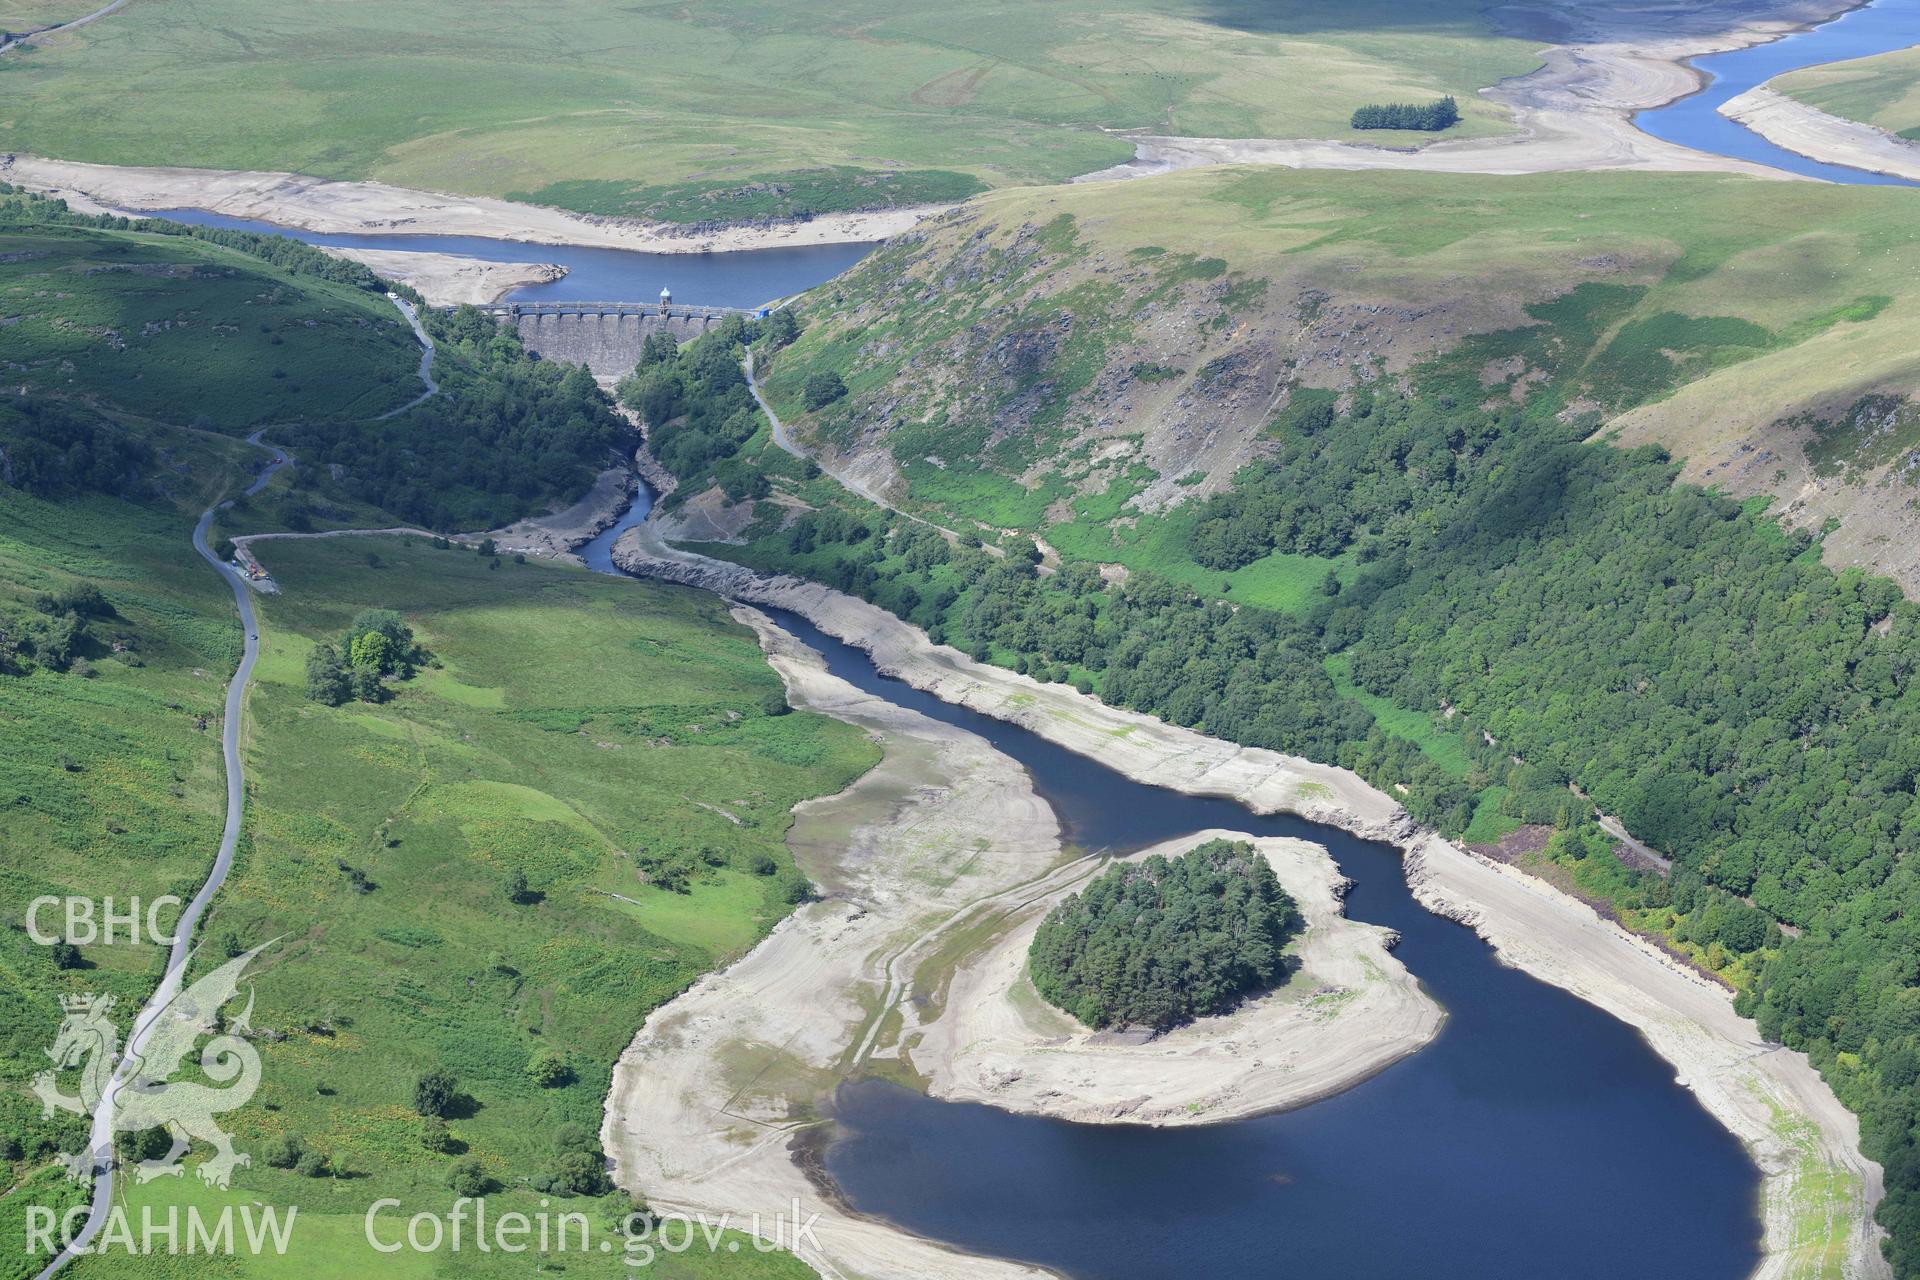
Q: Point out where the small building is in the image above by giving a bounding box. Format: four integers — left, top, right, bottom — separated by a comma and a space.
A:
659, 286, 672, 316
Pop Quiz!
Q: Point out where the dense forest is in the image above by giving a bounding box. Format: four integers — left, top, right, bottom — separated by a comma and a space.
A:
283, 306, 633, 530
1349, 97, 1460, 131
0, 398, 151, 501
645, 308, 1920, 1271
615, 310, 798, 498
1029, 839, 1296, 1030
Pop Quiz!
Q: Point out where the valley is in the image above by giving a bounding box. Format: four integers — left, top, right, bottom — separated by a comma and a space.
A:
10, 1, 1920, 1279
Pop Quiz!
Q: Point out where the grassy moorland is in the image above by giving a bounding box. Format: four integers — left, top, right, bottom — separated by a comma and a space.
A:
36, 535, 875, 1280
0, 0, 96, 32
635, 168, 1920, 1274
0, 198, 867, 1276
753, 168, 1920, 578
0, 224, 419, 428
0, 0, 1539, 219
1772, 47, 1920, 138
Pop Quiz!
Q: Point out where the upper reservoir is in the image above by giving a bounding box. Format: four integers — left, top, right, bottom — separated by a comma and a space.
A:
1635, 0, 1920, 183
146, 208, 878, 306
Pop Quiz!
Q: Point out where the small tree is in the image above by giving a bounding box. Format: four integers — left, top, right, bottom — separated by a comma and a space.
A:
420, 1118, 454, 1153
526, 1049, 571, 1088
412, 1068, 458, 1118
504, 868, 531, 904
546, 1150, 612, 1197
446, 1157, 491, 1197
261, 1134, 304, 1169
305, 643, 351, 706
802, 371, 847, 411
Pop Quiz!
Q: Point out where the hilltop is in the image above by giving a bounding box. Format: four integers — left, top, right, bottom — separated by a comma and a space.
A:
757, 167, 1920, 590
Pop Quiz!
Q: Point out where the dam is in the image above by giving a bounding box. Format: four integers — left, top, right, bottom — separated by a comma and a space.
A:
474, 300, 753, 379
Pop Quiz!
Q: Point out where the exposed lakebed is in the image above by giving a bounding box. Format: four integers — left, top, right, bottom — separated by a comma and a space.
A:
729, 606, 1763, 1280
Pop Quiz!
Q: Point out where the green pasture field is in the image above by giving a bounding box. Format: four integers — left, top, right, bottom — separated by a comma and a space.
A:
0, 0, 1540, 218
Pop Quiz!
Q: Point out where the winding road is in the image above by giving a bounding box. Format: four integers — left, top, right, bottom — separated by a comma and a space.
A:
745, 347, 970, 547
374, 296, 439, 420
33, 435, 281, 1280
0, 0, 130, 55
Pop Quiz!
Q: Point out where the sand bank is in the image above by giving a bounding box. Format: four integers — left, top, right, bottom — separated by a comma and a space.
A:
322, 246, 563, 305
921, 829, 1441, 1125
1721, 85, 1920, 182
601, 612, 1064, 1280
610, 521, 1889, 1280
0, 154, 939, 254
1075, 0, 1854, 182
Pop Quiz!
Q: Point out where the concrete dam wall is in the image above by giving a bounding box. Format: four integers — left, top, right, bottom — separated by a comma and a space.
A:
506, 309, 733, 379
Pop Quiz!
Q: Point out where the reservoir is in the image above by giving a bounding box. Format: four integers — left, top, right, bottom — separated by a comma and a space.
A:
748, 608, 1764, 1280
1634, 0, 1920, 183
596, 506, 1772, 1280
144, 208, 878, 307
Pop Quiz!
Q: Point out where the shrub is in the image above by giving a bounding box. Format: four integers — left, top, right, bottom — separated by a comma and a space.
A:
526, 1049, 571, 1088
412, 1068, 458, 1117
420, 1118, 454, 1153
802, 371, 848, 411
446, 1157, 491, 1197
261, 1134, 303, 1169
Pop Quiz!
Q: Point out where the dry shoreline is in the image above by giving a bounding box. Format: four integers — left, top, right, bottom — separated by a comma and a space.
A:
0, 154, 940, 254
1721, 85, 1920, 181
0, 0, 1871, 271
922, 828, 1442, 1125
322, 246, 565, 306
609, 521, 1889, 1280
1075, 0, 1858, 183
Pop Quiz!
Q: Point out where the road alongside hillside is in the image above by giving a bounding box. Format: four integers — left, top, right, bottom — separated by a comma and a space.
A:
0, 0, 128, 54
374, 295, 438, 420
34, 435, 276, 1280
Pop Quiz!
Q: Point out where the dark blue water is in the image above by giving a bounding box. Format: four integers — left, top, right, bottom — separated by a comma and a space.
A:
1635, 0, 1920, 183
737, 607, 1763, 1280
578, 479, 655, 573
146, 209, 878, 307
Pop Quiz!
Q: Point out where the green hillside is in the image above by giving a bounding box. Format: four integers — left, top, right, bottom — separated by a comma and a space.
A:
0, 220, 419, 428
1773, 47, 1920, 139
